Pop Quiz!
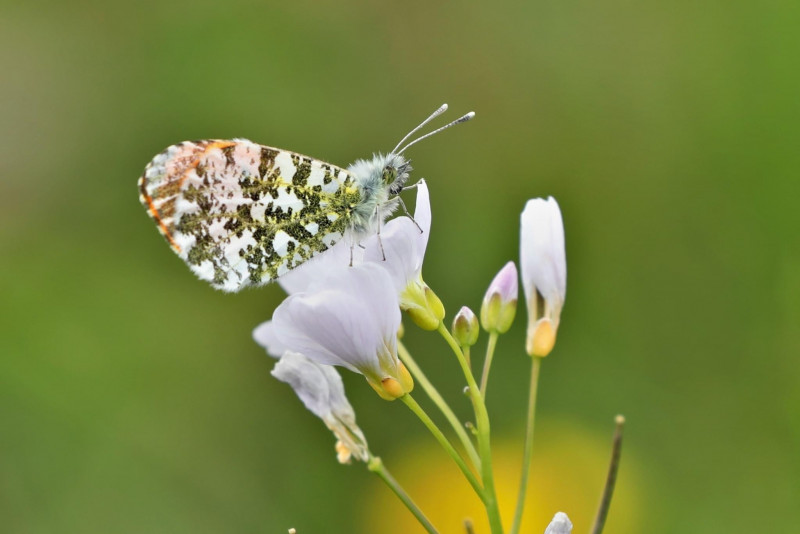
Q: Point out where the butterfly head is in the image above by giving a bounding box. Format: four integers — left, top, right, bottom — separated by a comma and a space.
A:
382, 153, 412, 195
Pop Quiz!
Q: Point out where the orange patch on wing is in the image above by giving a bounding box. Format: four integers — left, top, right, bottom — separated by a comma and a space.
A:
177, 140, 236, 189
139, 177, 181, 253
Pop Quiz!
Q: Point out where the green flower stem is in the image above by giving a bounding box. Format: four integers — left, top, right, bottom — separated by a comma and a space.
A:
397, 340, 482, 471
509, 356, 542, 534
368, 454, 440, 534
400, 394, 485, 498
479, 331, 499, 397
437, 323, 504, 534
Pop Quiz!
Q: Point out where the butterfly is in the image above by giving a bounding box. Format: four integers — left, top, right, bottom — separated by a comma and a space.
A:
138, 104, 474, 292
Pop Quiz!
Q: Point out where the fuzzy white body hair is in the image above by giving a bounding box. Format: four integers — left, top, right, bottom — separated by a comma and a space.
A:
345, 153, 409, 241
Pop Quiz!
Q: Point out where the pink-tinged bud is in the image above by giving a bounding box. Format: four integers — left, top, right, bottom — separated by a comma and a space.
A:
480, 261, 518, 334
520, 197, 566, 357
452, 306, 480, 347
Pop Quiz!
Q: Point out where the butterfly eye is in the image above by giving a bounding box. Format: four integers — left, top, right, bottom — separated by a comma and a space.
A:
382, 166, 397, 185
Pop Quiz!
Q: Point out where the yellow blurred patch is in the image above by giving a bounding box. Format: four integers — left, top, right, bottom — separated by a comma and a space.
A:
363, 417, 644, 534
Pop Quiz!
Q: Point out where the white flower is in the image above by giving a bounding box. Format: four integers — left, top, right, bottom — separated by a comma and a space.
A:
362, 181, 443, 330
544, 512, 573, 534
362, 179, 431, 296
272, 351, 369, 464
520, 196, 567, 357
270, 262, 413, 400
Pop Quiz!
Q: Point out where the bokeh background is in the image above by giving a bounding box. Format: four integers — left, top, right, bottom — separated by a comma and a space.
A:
2, 1, 798, 533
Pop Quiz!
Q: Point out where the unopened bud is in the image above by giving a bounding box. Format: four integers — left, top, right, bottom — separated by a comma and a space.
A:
402, 280, 446, 331
452, 306, 479, 347
480, 262, 518, 333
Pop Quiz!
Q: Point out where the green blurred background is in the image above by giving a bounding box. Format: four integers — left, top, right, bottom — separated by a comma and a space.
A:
2, 0, 798, 532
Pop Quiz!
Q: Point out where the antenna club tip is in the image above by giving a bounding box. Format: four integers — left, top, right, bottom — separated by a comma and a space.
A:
440, 103, 449, 111
615, 414, 626, 425
466, 111, 476, 119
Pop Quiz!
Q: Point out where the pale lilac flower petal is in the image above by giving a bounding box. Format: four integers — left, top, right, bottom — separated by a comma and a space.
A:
271, 263, 402, 384
363, 180, 431, 292
483, 261, 518, 305
278, 239, 358, 294
252, 320, 287, 358
272, 351, 368, 463
520, 197, 566, 307
410, 179, 431, 250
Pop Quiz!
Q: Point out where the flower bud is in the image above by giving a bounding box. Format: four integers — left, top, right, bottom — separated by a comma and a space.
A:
520, 197, 566, 357
402, 280, 446, 331
480, 262, 518, 334
544, 512, 573, 534
452, 306, 479, 347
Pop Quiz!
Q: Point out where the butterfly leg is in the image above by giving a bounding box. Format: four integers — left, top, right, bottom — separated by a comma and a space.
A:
375, 205, 386, 261
395, 195, 423, 233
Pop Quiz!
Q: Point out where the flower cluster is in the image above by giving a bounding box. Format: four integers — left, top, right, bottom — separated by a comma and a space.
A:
254, 182, 436, 461
250, 182, 616, 534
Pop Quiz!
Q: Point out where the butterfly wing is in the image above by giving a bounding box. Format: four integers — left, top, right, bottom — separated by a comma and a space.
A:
138, 139, 360, 291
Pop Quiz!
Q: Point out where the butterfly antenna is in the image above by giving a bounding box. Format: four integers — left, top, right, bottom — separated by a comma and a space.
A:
391, 103, 449, 154
396, 111, 476, 155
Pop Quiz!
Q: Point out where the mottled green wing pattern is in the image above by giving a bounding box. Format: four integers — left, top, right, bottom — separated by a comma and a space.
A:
138, 139, 361, 291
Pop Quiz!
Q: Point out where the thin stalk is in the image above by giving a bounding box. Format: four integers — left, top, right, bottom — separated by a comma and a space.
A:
397, 340, 482, 470
368, 455, 440, 534
479, 332, 499, 397
438, 324, 504, 534
400, 394, 485, 498
509, 356, 542, 534
590, 415, 626, 534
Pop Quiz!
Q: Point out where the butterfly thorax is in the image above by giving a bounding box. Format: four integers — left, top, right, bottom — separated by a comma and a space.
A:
346, 153, 411, 236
